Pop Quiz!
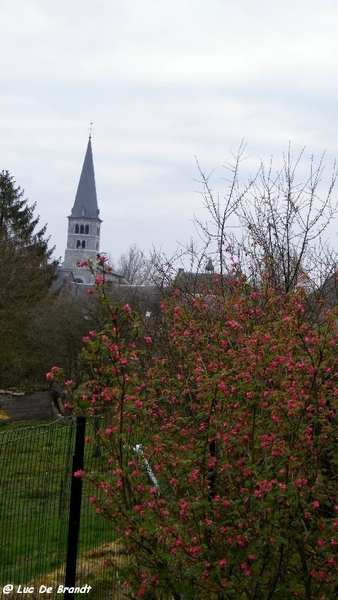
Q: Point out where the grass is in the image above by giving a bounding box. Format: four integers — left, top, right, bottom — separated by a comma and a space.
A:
21, 542, 128, 600
0, 417, 119, 598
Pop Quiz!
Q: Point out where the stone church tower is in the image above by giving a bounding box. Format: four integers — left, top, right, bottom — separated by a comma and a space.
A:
62, 135, 102, 284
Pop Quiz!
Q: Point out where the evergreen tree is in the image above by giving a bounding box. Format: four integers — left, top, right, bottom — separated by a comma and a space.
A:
0, 171, 58, 389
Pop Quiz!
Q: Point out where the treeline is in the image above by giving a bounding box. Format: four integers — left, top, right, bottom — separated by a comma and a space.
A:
3, 144, 338, 390
0, 172, 96, 389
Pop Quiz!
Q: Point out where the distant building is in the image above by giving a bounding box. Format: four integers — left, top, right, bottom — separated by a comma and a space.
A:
60, 135, 125, 285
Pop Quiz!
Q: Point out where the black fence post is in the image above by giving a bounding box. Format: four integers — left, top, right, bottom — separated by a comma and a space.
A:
64, 416, 86, 599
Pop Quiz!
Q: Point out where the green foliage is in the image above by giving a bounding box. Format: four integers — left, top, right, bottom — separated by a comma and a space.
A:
34, 293, 96, 387
0, 171, 58, 388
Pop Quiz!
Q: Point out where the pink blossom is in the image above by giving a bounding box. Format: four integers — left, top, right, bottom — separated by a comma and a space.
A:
96, 254, 108, 264
188, 469, 199, 483
74, 470, 85, 478
295, 478, 308, 487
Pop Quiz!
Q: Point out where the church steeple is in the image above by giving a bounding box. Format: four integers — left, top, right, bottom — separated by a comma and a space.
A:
70, 136, 100, 219
62, 135, 102, 284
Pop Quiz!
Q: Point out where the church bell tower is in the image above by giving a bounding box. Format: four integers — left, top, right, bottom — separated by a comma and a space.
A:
62, 135, 102, 284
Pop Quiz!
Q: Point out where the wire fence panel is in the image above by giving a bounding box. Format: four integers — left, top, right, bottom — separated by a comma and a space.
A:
0, 418, 74, 587
0, 418, 124, 600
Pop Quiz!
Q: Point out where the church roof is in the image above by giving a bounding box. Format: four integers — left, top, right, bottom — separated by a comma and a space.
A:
70, 136, 100, 219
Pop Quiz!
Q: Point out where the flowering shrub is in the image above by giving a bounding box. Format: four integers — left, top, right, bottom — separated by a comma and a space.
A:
57, 260, 338, 599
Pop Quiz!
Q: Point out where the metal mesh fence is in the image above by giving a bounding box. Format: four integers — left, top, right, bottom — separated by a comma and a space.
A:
0, 418, 124, 600
0, 419, 74, 587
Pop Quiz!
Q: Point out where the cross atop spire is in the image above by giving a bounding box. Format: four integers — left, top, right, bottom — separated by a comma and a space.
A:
70, 136, 100, 219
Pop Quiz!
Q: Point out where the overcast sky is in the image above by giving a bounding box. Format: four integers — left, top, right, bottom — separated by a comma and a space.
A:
2, 0, 338, 268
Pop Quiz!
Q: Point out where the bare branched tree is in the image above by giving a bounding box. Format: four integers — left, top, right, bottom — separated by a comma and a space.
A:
194, 144, 338, 295
117, 244, 153, 286
237, 147, 338, 292
193, 141, 255, 278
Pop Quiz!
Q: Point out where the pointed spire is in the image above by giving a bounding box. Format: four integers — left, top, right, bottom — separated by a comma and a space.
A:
71, 136, 100, 219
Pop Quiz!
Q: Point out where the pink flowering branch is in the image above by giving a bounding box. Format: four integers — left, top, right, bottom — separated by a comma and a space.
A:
55, 274, 338, 599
